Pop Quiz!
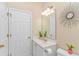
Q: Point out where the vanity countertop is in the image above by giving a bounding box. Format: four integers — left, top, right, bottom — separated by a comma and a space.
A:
32, 37, 56, 48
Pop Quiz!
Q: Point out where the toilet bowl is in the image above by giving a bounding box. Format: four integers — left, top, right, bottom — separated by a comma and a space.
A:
57, 48, 78, 56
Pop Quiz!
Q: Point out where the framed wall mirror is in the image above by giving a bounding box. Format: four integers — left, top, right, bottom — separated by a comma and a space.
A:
41, 6, 56, 40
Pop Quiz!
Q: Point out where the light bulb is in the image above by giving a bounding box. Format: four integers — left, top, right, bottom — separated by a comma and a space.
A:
46, 8, 50, 12
41, 7, 55, 16
41, 12, 45, 15
50, 10, 54, 14
41, 8, 50, 16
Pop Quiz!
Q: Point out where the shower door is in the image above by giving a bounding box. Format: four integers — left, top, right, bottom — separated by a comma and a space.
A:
0, 6, 32, 56
0, 3, 8, 56
9, 9, 32, 56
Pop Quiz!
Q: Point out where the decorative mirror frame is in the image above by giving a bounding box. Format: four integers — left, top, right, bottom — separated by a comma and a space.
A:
61, 3, 79, 28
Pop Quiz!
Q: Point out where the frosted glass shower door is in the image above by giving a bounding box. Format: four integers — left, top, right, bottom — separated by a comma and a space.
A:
9, 9, 32, 56
0, 3, 8, 56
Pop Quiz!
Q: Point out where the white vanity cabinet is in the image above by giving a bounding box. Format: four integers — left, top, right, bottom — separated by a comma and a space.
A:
33, 40, 56, 56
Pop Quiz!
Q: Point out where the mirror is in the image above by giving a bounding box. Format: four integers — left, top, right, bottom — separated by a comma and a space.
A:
41, 7, 56, 40
49, 12, 55, 40
66, 12, 74, 19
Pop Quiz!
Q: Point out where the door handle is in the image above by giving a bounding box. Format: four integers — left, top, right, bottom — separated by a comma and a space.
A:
10, 34, 12, 37
7, 34, 9, 38
27, 36, 31, 39
7, 33, 12, 38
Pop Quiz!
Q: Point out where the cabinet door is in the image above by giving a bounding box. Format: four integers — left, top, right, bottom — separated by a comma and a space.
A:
0, 3, 8, 56
9, 8, 32, 56
33, 42, 36, 56
36, 45, 44, 56
33, 42, 44, 56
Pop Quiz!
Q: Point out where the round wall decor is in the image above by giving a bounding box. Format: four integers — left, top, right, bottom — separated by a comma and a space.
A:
61, 3, 79, 28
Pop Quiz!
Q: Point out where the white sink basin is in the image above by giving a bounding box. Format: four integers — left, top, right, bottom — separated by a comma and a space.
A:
33, 37, 56, 48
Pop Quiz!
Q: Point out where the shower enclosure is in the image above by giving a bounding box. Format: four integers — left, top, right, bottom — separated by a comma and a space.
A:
0, 3, 32, 56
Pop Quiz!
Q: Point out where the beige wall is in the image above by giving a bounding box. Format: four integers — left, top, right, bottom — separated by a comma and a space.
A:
43, 2, 79, 55
6, 2, 79, 55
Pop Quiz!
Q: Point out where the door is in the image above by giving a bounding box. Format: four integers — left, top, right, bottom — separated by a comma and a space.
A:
0, 3, 8, 56
9, 8, 32, 56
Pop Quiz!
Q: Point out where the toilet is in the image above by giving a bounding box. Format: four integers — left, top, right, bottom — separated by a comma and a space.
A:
57, 48, 78, 56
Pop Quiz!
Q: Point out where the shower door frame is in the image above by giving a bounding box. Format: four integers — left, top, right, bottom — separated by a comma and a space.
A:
7, 8, 33, 56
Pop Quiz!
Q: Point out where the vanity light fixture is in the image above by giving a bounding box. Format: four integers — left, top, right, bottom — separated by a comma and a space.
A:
41, 6, 55, 16
41, 8, 50, 16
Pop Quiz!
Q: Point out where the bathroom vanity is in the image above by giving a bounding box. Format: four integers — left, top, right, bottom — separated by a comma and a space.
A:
32, 7, 56, 56
32, 38, 56, 56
